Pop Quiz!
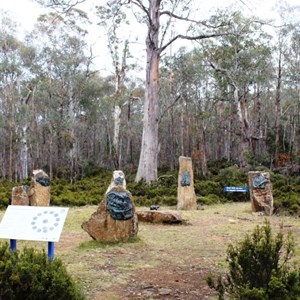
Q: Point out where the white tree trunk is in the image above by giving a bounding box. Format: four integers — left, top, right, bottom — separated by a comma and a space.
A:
135, 0, 160, 183
113, 105, 121, 154
20, 125, 28, 180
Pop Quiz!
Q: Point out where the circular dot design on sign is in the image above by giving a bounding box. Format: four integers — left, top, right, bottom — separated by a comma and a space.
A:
31, 210, 64, 234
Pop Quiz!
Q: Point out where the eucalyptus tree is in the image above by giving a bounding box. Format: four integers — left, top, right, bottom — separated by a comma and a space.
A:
28, 11, 93, 180
160, 48, 216, 176
202, 11, 273, 167
0, 13, 37, 181
285, 27, 300, 160
96, 6, 136, 169
36, 0, 231, 183
272, 2, 300, 168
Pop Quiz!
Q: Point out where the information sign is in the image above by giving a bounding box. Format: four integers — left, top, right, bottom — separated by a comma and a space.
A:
0, 205, 69, 242
223, 186, 249, 193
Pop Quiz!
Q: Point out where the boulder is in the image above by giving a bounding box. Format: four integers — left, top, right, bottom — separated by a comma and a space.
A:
137, 210, 182, 224
11, 185, 29, 205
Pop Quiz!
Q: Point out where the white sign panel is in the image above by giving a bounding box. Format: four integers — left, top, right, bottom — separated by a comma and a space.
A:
0, 205, 69, 242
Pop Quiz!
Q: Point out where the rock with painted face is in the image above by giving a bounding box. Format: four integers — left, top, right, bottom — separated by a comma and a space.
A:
248, 171, 273, 215
82, 171, 138, 242
28, 169, 51, 206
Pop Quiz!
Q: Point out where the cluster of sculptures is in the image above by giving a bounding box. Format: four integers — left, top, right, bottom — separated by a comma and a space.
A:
9, 157, 274, 244
12, 169, 51, 207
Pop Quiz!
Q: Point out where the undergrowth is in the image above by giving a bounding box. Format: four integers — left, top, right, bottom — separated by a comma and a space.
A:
0, 164, 299, 216
0, 242, 85, 300
207, 220, 300, 299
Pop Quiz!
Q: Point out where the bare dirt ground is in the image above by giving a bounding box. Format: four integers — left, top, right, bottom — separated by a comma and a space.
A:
4, 203, 300, 300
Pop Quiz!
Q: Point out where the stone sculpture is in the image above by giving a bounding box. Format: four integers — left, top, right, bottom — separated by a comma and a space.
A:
248, 171, 274, 215
28, 169, 51, 206
177, 156, 197, 210
82, 170, 138, 243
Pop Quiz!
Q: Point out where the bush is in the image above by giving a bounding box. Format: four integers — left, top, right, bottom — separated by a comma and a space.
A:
198, 194, 224, 205
0, 242, 85, 300
207, 220, 300, 299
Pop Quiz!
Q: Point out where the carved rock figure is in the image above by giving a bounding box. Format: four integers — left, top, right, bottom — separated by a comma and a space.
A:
82, 171, 138, 243
177, 156, 197, 210
28, 169, 51, 206
248, 171, 274, 215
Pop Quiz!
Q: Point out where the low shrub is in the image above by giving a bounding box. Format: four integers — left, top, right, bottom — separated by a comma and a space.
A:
0, 242, 85, 300
198, 194, 224, 205
207, 220, 300, 299
194, 180, 222, 197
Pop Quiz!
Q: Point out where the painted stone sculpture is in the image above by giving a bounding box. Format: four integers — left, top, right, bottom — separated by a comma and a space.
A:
28, 169, 51, 206
177, 156, 197, 210
248, 171, 273, 215
82, 170, 138, 242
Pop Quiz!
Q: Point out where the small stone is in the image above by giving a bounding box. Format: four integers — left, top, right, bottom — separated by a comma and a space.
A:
158, 288, 172, 295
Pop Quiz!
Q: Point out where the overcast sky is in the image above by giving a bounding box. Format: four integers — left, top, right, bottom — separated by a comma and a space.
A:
1, 0, 299, 76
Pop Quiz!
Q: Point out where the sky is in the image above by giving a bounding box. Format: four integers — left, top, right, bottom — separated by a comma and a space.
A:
1, 0, 299, 77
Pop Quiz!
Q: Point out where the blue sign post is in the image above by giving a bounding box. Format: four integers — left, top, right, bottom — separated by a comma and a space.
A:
223, 186, 249, 193
48, 242, 55, 260
10, 239, 17, 252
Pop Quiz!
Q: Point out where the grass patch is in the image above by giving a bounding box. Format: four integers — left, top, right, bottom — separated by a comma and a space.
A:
0, 202, 300, 299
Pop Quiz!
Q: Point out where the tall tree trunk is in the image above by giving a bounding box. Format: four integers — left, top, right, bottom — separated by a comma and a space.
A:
126, 98, 133, 165
113, 105, 121, 168
20, 125, 28, 180
9, 125, 13, 182
233, 85, 250, 167
180, 96, 185, 156
274, 50, 282, 167
135, 0, 160, 183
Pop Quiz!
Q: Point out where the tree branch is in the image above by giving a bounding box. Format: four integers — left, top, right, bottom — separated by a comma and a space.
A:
160, 33, 227, 53
159, 94, 181, 123
160, 10, 229, 28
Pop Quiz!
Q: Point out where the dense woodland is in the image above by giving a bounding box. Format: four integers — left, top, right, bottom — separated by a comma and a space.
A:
0, 0, 300, 183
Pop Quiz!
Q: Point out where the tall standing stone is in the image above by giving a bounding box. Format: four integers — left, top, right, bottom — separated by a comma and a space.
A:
28, 169, 51, 206
82, 170, 138, 243
11, 186, 29, 206
248, 171, 274, 215
177, 156, 197, 210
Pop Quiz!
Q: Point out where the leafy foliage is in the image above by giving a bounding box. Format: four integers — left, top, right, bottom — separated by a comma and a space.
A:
1, 163, 300, 215
0, 242, 85, 300
207, 220, 300, 299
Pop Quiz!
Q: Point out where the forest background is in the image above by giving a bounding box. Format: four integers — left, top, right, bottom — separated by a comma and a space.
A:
0, 0, 300, 214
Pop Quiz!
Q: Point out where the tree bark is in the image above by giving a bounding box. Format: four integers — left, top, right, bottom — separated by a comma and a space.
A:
135, 0, 160, 183
274, 50, 282, 167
